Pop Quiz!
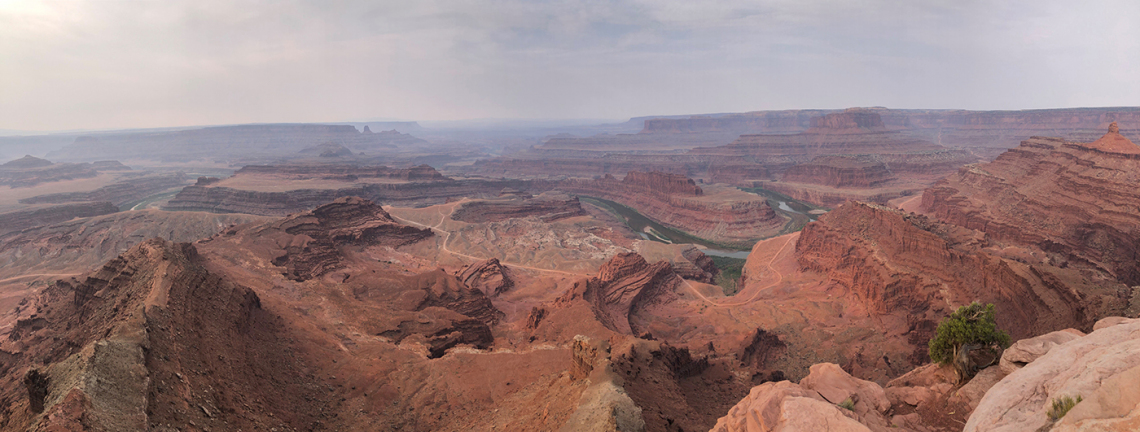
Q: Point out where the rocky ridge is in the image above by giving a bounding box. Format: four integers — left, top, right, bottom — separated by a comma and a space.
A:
265, 197, 434, 281
561, 171, 784, 245
922, 124, 1140, 285
795, 201, 1093, 369
0, 238, 330, 431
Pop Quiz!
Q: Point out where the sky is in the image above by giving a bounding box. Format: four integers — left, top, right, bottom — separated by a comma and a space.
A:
1, 0, 1138, 131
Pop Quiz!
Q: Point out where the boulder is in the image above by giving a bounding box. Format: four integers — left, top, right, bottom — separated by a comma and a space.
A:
948, 366, 1005, 412
998, 329, 1084, 375
1093, 316, 1137, 331
711, 363, 890, 432
965, 319, 1140, 431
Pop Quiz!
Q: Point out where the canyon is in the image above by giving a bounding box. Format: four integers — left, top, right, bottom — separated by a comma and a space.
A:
1, 108, 1139, 432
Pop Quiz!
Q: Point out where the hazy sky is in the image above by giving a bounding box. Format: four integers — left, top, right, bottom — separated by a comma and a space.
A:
1, 0, 1138, 131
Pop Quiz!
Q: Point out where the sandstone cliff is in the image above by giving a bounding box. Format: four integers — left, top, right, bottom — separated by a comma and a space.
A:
796, 202, 1092, 363
451, 196, 588, 223
0, 202, 119, 235
559, 252, 682, 336
164, 173, 550, 215
18, 172, 190, 207
922, 124, 1140, 285
0, 239, 331, 431
561, 171, 785, 245
966, 317, 1140, 431
266, 197, 434, 281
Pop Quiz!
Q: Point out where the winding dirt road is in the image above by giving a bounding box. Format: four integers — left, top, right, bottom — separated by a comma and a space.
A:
389, 201, 799, 307
682, 233, 796, 308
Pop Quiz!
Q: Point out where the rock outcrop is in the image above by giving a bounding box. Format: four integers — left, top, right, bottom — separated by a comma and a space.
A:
460, 258, 515, 296
781, 155, 895, 188
561, 172, 784, 245
0, 239, 330, 431
451, 196, 588, 223
559, 253, 682, 335
18, 172, 190, 207
710, 363, 891, 432
966, 318, 1140, 432
998, 329, 1084, 375
0, 202, 119, 235
806, 110, 888, 134
268, 197, 434, 280
0, 155, 52, 169
796, 201, 1092, 365
164, 168, 549, 215
0, 158, 102, 188
922, 125, 1140, 285
644, 106, 1140, 149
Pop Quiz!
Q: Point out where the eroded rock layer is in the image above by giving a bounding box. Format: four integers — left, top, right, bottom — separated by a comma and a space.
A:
922, 125, 1140, 285
451, 196, 588, 223
0, 239, 330, 431
561, 171, 784, 245
797, 202, 1092, 361
265, 197, 434, 281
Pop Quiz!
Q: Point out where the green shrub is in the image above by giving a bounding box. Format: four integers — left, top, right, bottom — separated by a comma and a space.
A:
838, 397, 855, 411
928, 302, 1011, 365
1047, 395, 1082, 421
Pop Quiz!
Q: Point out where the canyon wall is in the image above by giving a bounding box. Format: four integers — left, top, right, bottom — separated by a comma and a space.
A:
560, 171, 785, 245
796, 202, 1092, 362
164, 177, 552, 215
642, 106, 1140, 149
18, 173, 190, 207
922, 124, 1140, 285
0, 202, 119, 235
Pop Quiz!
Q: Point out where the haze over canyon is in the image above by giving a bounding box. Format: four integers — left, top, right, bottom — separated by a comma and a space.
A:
2, 1, 1140, 431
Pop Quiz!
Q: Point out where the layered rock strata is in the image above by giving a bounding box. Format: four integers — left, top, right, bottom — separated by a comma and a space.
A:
451, 196, 588, 223
561, 171, 784, 245
559, 252, 682, 335
165, 177, 549, 215
796, 201, 1092, 360
0, 239, 330, 431
18, 173, 189, 207
922, 124, 1140, 285
0, 202, 119, 235
0, 156, 129, 188
266, 197, 434, 281
460, 258, 515, 296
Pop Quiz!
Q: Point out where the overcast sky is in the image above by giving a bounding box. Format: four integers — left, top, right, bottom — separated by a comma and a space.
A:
1, 0, 1137, 131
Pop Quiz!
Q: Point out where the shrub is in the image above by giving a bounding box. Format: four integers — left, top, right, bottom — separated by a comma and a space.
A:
838, 397, 855, 411
928, 302, 1011, 378
1047, 395, 1082, 421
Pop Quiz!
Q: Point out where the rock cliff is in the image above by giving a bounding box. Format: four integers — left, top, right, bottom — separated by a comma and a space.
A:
451, 196, 588, 223
0, 202, 119, 235
18, 173, 189, 207
267, 197, 434, 280
0, 239, 330, 431
559, 252, 682, 335
561, 171, 784, 245
796, 202, 1092, 362
164, 174, 549, 215
460, 258, 515, 296
922, 125, 1140, 285
966, 317, 1140, 431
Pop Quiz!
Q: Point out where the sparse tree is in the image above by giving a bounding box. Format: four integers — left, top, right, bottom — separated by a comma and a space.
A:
928, 302, 1011, 382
